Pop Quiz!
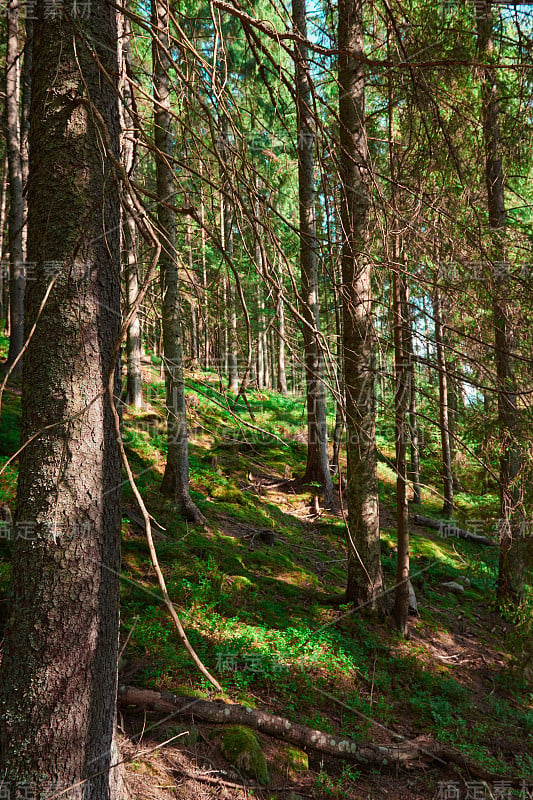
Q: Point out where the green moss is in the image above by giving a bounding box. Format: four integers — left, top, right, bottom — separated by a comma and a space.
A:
212, 485, 245, 504
220, 725, 269, 784
278, 745, 308, 779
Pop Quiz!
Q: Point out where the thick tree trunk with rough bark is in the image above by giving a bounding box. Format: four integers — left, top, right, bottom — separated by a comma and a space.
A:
339, 0, 384, 607
153, 0, 202, 522
292, 0, 333, 507
4, 0, 24, 373
0, 2, 126, 796
476, 0, 527, 608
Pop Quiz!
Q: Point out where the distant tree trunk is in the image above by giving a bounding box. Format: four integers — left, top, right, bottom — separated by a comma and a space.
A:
407, 314, 421, 505
256, 277, 265, 390
331, 262, 344, 475
199, 166, 210, 369
339, 0, 385, 607
0, 1, 126, 795
121, 14, 143, 409
20, 16, 32, 260
392, 247, 410, 633
153, 0, 202, 522
276, 261, 288, 394
448, 373, 462, 492
293, 0, 333, 506
476, 0, 527, 608
4, 0, 24, 372
219, 116, 239, 392
124, 212, 143, 408
0, 154, 8, 320
185, 213, 199, 367
389, 70, 409, 632
432, 272, 454, 518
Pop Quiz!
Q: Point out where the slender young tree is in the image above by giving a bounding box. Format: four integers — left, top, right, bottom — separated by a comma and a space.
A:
153, 0, 202, 521
433, 266, 454, 518
292, 0, 334, 506
0, 0, 127, 794
120, 12, 143, 409
4, 0, 24, 372
339, 0, 385, 606
476, 0, 527, 607
219, 115, 240, 392
406, 297, 421, 505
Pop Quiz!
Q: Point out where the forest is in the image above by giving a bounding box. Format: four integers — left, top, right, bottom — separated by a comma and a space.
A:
0, 0, 531, 797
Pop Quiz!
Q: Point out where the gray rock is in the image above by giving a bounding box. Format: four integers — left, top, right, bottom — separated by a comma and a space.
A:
441, 581, 465, 593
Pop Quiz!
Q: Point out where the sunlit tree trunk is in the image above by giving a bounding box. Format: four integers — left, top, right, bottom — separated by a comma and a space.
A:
0, 0, 127, 794
293, 0, 333, 506
339, 0, 385, 606
153, 0, 202, 521
476, 0, 527, 607
432, 270, 454, 518
4, 0, 24, 372
402, 290, 421, 504
121, 13, 143, 409
276, 258, 288, 394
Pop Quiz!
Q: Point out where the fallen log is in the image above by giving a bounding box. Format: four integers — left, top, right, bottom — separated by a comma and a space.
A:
119, 686, 523, 785
412, 515, 496, 547
118, 685, 421, 768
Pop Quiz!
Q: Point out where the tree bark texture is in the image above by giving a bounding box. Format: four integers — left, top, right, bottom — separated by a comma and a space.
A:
0, 2, 125, 797
476, 0, 527, 607
339, 0, 385, 606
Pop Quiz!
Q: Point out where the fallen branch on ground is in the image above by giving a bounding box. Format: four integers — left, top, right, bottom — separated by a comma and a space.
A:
118, 686, 522, 784
118, 685, 421, 767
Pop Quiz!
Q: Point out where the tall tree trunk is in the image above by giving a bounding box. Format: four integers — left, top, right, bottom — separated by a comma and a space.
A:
339, 0, 385, 607
276, 259, 288, 395
406, 304, 421, 505
389, 69, 409, 632
331, 261, 344, 475
0, 2, 126, 795
432, 272, 454, 518
292, 0, 333, 506
219, 116, 239, 392
476, 0, 527, 607
256, 278, 265, 390
199, 166, 209, 369
153, 0, 202, 522
124, 212, 143, 407
121, 13, 143, 409
4, 0, 24, 373
392, 252, 410, 632
0, 153, 8, 321
20, 15, 32, 261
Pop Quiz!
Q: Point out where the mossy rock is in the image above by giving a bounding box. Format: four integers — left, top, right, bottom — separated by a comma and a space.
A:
211, 485, 245, 504
278, 744, 309, 779
220, 725, 269, 784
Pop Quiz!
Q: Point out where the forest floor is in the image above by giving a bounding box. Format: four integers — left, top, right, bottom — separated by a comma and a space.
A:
0, 361, 532, 800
